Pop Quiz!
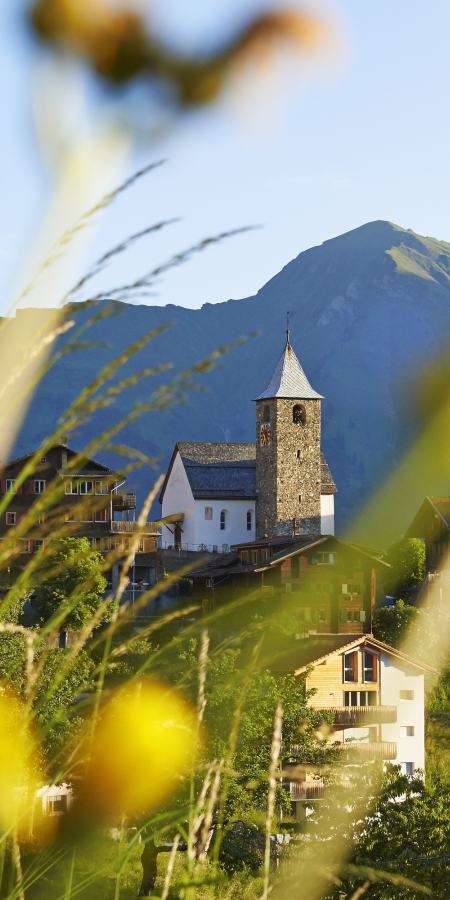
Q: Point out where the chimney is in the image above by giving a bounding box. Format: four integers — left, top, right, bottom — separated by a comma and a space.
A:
60, 436, 68, 447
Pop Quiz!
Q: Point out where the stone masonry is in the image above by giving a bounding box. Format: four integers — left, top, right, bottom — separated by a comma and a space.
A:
255, 397, 322, 538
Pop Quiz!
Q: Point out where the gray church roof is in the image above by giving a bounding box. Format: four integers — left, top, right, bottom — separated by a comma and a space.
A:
254, 339, 324, 401
159, 441, 336, 503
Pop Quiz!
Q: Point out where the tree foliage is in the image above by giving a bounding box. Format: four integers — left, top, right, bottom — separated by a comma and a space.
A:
372, 599, 437, 660
33, 537, 111, 630
382, 538, 426, 597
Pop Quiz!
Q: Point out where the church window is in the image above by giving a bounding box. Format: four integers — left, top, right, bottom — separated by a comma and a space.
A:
205, 507, 213, 520
297, 449, 302, 459
298, 495, 302, 503
220, 510, 227, 531
247, 510, 252, 531
293, 404, 306, 425
263, 405, 270, 421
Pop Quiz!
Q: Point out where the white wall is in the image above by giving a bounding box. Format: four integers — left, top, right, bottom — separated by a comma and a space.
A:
161, 452, 196, 547
161, 452, 256, 549
194, 498, 255, 549
320, 494, 334, 535
379, 652, 425, 773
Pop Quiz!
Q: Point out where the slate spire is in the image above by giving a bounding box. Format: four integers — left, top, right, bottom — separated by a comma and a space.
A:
253, 334, 324, 401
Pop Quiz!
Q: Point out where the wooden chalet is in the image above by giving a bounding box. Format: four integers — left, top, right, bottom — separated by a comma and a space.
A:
191, 533, 389, 631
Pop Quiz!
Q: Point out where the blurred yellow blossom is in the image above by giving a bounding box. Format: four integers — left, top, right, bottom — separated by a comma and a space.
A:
78, 678, 199, 820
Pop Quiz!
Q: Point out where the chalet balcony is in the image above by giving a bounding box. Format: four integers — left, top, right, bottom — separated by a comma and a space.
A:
289, 781, 325, 801
346, 741, 397, 761
329, 706, 397, 726
111, 521, 158, 534
113, 493, 137, 510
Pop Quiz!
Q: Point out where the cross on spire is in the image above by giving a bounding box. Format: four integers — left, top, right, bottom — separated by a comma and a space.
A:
286, 311, 290, 344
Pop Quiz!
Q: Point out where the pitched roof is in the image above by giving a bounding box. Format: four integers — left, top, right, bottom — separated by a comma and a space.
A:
428, 497, 450, 527
159, 443, 336, 502
1, 444, 119, 478
279, 633, 437, 676
253, 339, 324, 401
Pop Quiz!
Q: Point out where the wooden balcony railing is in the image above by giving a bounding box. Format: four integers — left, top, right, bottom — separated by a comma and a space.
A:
111, 521, 159, 534
347, 741, 397, 761
289, 781, 325, 801
329, 706, 397, 726
113, 493, 137, 510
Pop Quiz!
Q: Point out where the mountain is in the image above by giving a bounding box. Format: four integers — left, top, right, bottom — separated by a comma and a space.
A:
11, 220, 450, 538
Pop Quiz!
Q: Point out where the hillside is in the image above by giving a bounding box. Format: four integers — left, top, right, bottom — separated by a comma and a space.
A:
11, 219, 450, 538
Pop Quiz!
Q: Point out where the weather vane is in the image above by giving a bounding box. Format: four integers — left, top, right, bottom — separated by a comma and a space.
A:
286, 311, 290, 342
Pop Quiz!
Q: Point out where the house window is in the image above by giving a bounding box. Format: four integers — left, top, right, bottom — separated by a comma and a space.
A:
206, 578, 213, 588
40, 457, 46, 464
35, 540, 44, 551
220, 510, 227, 531
6, 480, 16, 493
6, 513, 16, 526
80, 481, 93, 494
400, 726, 414, 737
293, 404, 306, 425
400, 690, 414, 700
66, 482, 77, 494
95, 482, 108, 495
205, 507, 213, 521
263, 405, 270, 421
20, 540, 30, 553
344, 651, 358, 682
38, 514, 45, 525
312, 552, 335, 565
363, 650, 377, 683
95, 509, 108, 522
64, 508, 75, 522
247, 510, 252, 531
344, 691, 359, 706
402, 762, 414, 776
241, 551, 250, 564
34, 481, 46, 494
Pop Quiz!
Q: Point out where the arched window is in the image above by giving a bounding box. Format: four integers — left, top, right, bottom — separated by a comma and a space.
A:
220, 510, 227, 531
293, 404, 306, 425
247, 510, 252, 531
263, 404, 270, 422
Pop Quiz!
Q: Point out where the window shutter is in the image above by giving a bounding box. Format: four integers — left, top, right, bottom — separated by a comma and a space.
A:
359, 610, 366, 622
0, 480, 5, 494
340, 611, 347, 623
29, 481, 35, 494
17, 483, 22, 494
29, 540, 35, 553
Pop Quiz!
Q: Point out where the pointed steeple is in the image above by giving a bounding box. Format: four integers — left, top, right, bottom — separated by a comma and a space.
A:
254, 333, 324, 401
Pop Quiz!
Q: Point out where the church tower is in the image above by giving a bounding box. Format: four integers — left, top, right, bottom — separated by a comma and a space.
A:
254, 329, 324, 539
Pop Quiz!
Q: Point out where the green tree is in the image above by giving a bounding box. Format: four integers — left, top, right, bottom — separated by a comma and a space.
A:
33, 537, 111, 630
331, 765, 450, 899
372, 599, 437, 660
382, 538, 426, 597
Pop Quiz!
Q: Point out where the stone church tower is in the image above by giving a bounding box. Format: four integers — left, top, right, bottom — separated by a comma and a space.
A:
254, 332, 324, 539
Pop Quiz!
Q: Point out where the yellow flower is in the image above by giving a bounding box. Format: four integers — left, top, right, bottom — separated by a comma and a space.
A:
79, 679, 199, 820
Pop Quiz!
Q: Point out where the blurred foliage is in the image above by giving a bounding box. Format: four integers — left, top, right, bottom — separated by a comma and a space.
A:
30, 0, 327, 104
330, 765, 450, 900
382, 538, 426, 598
33, 536, 111, 630
372, 600, 437, 661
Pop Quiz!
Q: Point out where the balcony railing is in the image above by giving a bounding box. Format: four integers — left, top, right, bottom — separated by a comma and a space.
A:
113, 493, 137, 510
111, 521, 159, 534
329, 706, 397, 726
346, 742, 397, 761
289, 781, 325, 801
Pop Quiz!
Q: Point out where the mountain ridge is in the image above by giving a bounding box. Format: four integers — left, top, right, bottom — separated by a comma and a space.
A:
11, 219, 450, 540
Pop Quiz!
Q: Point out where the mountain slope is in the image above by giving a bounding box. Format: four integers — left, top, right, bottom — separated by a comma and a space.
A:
12, 220, 450, 538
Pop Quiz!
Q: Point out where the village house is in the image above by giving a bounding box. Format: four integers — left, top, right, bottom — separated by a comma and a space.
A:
191, 533, 388, 627
160, 332, 337, 550
0, 437, 159, 580
271, 633, 435, 815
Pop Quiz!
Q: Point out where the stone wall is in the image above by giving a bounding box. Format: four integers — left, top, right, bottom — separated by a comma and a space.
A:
255, 397, 322, 538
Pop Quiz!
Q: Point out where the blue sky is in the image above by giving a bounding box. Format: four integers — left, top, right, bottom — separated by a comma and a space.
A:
2, 0, 450, 314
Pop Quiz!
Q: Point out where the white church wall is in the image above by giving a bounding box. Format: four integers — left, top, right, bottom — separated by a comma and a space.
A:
161, 452, 196, 547
320, 494, 334, 535
194, 499, 256, 550
379, 653, 425, 774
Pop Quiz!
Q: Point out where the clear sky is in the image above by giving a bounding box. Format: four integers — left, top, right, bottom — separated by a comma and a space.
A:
2, 0, 450, 314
